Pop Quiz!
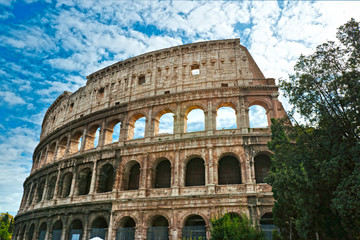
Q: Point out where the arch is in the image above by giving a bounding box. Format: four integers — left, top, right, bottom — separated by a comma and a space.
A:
57, 136, 68, 159
216, 106, 237, 130
249, 105, 269, 128
154, 109, 174, 135
116, 217, 136, 240
46, 142, 56, 163
127, 163, 140, 190
185, 106, 205, 133
36, 179, 46, 203
154, 160, 171, 188
68, 219, 83, 240
28, 223, 35, 240
69, 131, 83, 154
38, 222, 47, 240
51, 220, 63, 240
20, 224, 26, 240
77, 168, 92, 195
97, 163, 114, 193
260, 212, 279, 240
90, 217, 108, 240
28, 183, 37, 205
127, 113, 146, 140
255, 154, 271, 183
46, 175, 57, 200
182, 215, 207, 240
185, 158, 205, 186
218, 155, 242, 185
40, 148, 47, 165
85, 124, 101, 150
147, 215, 169, 240
59, 172, 73, 198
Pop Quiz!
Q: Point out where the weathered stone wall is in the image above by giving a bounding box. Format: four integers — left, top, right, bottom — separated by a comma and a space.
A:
14, 39, 286, 240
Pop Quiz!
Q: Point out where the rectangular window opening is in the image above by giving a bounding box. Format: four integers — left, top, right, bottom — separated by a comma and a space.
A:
191, 64, 200, 75
138, 75, 146, 85
221, 83, 228, 87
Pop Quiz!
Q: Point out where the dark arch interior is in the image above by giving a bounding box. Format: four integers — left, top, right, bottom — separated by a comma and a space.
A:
46, 176, 56, 200
124, 217, 136, 228
150, 216, 169, 227
128, 163, 140, 190
117, 217, 136, 240
255, 155, 271, 183
69, 220, 83, 240
91, 217, 108, 239
185, 215, 206, 226
155, 160, 171, 188
97, 164, 114, 193
36, 180, 46, 202
28, 224, 35, 240
61, 172, 73, 198
38, 222, 47, 240
183, 215, 206, 240
71, 220, 83, 230
185, 158, 205, 186
78, 168, 92, 195
218, 156, 242, 185
28, 184, 37, 204
52, 220, 63, 230
39, 222, 47, 231
260, 213, 274, 225
92, 217, 108, 228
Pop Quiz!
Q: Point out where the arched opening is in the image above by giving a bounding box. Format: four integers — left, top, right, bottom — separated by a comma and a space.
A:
155, 111, 174, 135
185, 158, 205, 186
249, 105, 268, 128
40, 148, 47, 165
59, 172, 72, 198
47, 142, 56, 163
218, 156, 242, 185
97, 164, 114, 193
260, 213, 279, 240
182, 215, 206, 240
38, 222, 47, 240
69, 131, 83, 154
216, 106, 237, 130
85, 125, 101, 150
68, 219, 83, 240
20, 225, 26, 240
36, 179, 46, 203
185, 108, 205, 132
28, 224, 35, 240
77, 168, 92, 195
147, 216, 169, 240
28, 183, 37, 205
127, 114, 146, 140
127, 163, 140, 190
57, 137, 67, 159
90, 217, 108, 240
22, 187, 30, 208
154, 160, 171, 188
112, 122, 121, 143
255, 155, 271, 183
46, 176, 56, 200
116, 217, 135, 240
51, 220, 62, 240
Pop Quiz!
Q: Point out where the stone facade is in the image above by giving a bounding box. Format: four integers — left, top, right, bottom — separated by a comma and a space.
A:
14, 39, 286, 240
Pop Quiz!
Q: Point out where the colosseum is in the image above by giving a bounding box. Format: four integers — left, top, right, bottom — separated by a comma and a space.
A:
14, 38, 286, 240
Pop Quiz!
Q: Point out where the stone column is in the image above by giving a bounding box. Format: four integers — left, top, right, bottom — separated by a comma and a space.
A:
174, 102, 183, 138
139, 154, 148, 197
207, 146, 216, 194
144, 108, 153, 141
69, 166, 77, 198
98, 121, 106, 146
52, 169, 61, 200
89, 161, 98, 194
107, 211, 114, 240
171, 150, 180, 196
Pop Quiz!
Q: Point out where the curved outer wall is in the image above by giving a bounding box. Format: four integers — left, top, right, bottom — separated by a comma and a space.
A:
14, 39, 286, 240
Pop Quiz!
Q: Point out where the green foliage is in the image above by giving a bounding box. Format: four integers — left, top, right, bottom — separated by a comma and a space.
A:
267, 19, 360, 240
0, 213, 14, 240
210, 213, 263, 240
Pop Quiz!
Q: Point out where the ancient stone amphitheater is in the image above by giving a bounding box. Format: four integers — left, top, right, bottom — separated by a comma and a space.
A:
14, 39, 286, 240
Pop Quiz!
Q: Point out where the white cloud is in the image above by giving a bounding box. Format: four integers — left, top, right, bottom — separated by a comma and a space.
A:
0, 91, 26, 105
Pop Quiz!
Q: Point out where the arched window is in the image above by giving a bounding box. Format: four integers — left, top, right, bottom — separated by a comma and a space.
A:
112, 122, 121, 143
68, 220, 83, 240
52, 220, 62, 240
185, 108, 205, 132
85, 125, 101, 150
28, 183, 37, 205
147, 216, 169, 240
128, 114, 146, 140
38, 222, 47, 240
90, 217, 108, 240
20, 225, 26, 240
28, 224, 35, 240
218, 156, 242, 185
36, 179, 46, 202
260, 213, 279, 240
185, 158, 205, 186
57, 137, 68, 159
46, 176, 56, 200
255, 155, 271, 183
97, 164, 114, 193
116, 217, 135, 240
47, 142, 56, 163
59, 172, 73, 198
182, 215, 206, 240
249, 105, 268, 128
155, 160, 171, 188
155, 111, 174, 135
216, 106, 237, 130
21, 186, 30, 208
69, 131, 83, 154
128, 163, 140, 190
77, 168, 92, 195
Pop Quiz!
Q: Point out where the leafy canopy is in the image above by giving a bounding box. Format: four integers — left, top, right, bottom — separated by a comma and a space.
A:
0, 213, 14, 240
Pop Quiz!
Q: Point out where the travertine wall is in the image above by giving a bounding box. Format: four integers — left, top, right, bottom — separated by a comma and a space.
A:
14, 39, 286, 240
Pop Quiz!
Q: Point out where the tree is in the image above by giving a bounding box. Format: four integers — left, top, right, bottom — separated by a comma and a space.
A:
210, 213, 263, 240
267, 18, 360, 240
0, 213, 14, 240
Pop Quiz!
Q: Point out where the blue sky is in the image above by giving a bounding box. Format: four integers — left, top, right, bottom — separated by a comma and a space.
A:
1, 0, 360, 216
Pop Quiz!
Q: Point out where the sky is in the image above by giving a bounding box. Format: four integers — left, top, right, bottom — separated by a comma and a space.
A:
1, 0, 360, 216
